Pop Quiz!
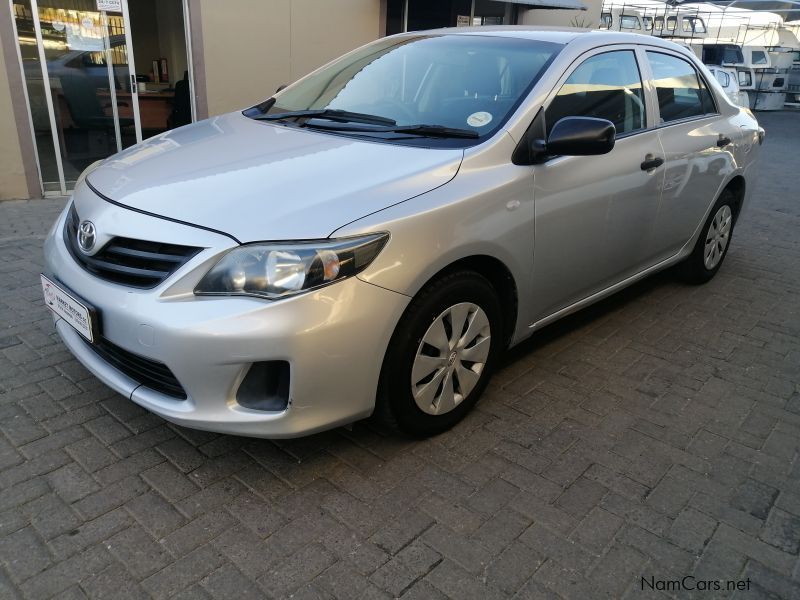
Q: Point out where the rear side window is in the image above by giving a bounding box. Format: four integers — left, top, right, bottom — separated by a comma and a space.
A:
702, 45, 744, 66
546, 50, 645, 136
683, 17, 706, 33
620, 15, 641, 30
647, 51, 715, 123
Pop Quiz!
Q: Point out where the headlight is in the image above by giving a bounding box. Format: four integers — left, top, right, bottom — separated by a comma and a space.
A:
194, 233, 389, 299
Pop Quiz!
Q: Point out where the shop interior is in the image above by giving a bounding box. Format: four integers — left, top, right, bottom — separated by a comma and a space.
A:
12, 0, 191, 193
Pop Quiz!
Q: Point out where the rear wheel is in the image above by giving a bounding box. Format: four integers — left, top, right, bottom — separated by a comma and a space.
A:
377, 271, 502, 437
680, 189, 737, 284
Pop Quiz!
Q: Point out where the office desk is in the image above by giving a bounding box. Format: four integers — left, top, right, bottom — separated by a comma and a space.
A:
97, 90, 174, 130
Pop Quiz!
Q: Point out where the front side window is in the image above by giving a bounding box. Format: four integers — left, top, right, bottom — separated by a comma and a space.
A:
713, 69, 731, 88
647, 51, 715, 123
738, 70, 752, 86
654, 16, 664, 30
667, 16, 677, 31
545, 50, 646, 137
686, 17, 707, 33
246, 34, 561, 147
643, 17, 654, 30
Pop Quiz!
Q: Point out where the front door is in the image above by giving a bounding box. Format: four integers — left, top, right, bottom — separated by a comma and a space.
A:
530, 47, 665, 323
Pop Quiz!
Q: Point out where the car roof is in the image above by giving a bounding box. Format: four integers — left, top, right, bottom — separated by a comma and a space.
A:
401, 26, 694, 54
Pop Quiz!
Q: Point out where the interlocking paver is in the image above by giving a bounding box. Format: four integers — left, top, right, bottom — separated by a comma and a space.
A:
125, 491, 188, 539
200, 562, 265, 600
0, 111, 799, 598
668, 506, 718, 554
759, 508, 800, 555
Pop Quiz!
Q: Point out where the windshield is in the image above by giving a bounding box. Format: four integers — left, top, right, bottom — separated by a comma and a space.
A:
246, 34, 562, 146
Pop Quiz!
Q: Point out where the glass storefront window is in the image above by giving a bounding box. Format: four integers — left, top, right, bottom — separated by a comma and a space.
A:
472, 0, 507, 26
11, 0, 192, 195
13, 1, 62, 193
388, 0, 514, 34
44, 3, 133, 189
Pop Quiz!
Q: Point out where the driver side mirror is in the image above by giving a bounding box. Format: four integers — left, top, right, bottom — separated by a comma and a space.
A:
540, 116, 616, 157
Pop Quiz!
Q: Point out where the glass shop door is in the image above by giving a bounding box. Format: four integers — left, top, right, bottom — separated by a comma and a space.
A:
13, 0, 141, 195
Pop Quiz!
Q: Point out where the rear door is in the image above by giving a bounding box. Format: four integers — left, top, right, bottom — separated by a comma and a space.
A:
644, 49, 736, 261
530, 46, 665, 322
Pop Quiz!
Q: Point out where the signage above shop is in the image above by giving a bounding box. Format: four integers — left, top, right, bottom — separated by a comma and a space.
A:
96, 0, 122, 12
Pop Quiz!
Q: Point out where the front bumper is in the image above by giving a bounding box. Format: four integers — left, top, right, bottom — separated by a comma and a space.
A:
45, 197, 409, 438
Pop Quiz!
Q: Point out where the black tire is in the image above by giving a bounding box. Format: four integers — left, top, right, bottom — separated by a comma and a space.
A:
376, 270, 503, 438
679, 189, 737, 285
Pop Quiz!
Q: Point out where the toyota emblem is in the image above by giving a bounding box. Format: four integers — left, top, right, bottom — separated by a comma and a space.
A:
77, 220, 96, 253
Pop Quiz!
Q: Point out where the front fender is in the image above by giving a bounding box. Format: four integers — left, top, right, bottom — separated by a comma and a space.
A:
332, 133, 536, 345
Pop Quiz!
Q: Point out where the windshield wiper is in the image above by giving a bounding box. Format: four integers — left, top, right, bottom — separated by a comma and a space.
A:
384, 124, 479, 138
303, 121, 480, 139
253, 109, 396, 126
252, 110, 477, 138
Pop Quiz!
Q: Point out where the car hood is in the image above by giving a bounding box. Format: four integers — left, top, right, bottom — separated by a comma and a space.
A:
86, 112, 464, 243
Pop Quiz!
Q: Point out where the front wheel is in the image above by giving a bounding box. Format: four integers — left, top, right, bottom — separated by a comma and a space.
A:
679, 189, 737, 284
377, 270, 503, 437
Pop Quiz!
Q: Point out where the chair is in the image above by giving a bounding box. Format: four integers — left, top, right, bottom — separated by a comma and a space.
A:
59, 74, 134, 161
170, 71, 192, 129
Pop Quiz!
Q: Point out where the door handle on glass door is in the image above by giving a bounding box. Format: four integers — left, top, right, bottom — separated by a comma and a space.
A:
640, 155, 664, 171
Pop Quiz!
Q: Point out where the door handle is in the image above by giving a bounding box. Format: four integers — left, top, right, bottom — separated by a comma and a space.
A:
716, 136, 732, 147
640, 155, 664, 171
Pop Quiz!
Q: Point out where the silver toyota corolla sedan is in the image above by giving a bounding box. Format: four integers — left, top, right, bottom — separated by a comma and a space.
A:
42, 27, 763, 438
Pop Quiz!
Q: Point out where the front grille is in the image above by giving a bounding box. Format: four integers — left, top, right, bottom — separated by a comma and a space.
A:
64, 205, 202, 288
84, 336, 187, 399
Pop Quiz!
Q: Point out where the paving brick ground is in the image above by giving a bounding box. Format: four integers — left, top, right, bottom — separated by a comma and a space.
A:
1, 111, 799, 599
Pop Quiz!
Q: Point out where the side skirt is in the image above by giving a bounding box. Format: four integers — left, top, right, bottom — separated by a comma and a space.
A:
524, 247, 691, 336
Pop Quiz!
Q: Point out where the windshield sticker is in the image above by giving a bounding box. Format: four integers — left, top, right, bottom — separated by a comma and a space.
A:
467, 111, 493, 128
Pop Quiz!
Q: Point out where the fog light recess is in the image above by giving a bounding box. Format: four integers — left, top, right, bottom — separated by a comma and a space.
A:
236, 361, 290, 411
